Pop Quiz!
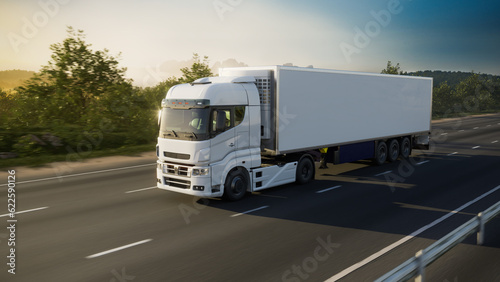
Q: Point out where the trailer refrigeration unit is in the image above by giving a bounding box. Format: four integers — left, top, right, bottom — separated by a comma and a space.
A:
156, 66, 433, 200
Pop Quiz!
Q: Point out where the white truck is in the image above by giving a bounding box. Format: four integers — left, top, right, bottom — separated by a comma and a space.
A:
156, 66, 432, 200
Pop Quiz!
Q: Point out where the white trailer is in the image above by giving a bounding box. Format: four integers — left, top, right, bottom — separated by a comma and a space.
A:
156, 66, 432, 200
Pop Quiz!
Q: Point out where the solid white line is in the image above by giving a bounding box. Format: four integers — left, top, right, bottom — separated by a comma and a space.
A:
230, 206, 269, 217
447, 152, 458, 156
492, 140, 499, 144
86, 239, 152, 259
472, 146, 480, 149
416, 160, 430, 165
125, 186, 157, 194
440, 133, 448, 136
327, 184, 500, 281
316, 185, 342, 194
0, 206, 49, 217
0, 163, 156, 187
374, 171, 392, 177
473, 127, 479, 129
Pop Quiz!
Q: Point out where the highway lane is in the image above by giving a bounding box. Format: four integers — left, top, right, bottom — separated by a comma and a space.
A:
0, 114, 499, 281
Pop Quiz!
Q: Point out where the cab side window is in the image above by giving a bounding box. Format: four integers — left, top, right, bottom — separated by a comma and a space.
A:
211, 108, 232, 134
211, 106, 246, 136
235, 106, 245, 126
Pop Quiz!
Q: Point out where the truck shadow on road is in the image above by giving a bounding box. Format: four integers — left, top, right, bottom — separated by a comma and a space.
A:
198, 153, 500, 248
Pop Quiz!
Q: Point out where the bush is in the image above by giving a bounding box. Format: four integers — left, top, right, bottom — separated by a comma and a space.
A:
12, 135, 46, 157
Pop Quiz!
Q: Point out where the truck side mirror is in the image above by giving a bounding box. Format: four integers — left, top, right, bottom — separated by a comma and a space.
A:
158, 109, 162, 127
216, 110, 227, 132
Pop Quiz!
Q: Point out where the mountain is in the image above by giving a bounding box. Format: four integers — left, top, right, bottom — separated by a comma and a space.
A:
0, 70, 36, 89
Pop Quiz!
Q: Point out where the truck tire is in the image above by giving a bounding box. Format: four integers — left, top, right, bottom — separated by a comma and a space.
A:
374, 141, 387, 165
223, 169, 248, 201
400, 137, 411, 158
296, 156, 315, 184
387, 139, 400, 162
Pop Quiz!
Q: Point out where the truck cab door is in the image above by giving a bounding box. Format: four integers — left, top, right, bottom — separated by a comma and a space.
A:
210, 109, 236, 163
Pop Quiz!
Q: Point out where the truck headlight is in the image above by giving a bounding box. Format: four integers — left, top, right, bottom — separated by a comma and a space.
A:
192, 168, 209, 176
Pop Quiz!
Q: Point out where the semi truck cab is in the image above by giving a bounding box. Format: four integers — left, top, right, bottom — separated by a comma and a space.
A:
157, 76, 268, 200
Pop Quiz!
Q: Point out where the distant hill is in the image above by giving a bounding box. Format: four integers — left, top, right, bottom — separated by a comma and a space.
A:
0, 70, 36, 89
408, 70, 500, 87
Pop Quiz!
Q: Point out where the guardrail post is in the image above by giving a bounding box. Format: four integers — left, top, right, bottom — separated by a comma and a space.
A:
477, 212, 485, 245
415, 250, 425, 282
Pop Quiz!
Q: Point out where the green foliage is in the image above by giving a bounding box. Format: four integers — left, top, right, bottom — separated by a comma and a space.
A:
178, 53, 214, 83
1, 24, 216, 163
431, 73, 500, 117
15, 27, 132, 126
410, 70, 500, 88
0, 134, 6, 151
12, 135, 46, 157
381, 61, 407, 75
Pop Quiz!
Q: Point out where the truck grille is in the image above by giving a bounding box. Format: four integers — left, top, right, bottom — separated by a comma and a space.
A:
164, 177, 191, 189
164, 164, 190, 176
164, 151, 190, 160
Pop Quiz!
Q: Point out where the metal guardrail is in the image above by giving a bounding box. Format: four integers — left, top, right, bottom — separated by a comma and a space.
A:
375, 200, 500, 282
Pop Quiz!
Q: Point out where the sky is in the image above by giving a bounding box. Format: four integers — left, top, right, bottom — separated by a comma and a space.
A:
1, 0, 500, 86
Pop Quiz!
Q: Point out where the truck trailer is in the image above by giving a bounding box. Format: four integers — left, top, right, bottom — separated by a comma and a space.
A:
156, 66, 433, 200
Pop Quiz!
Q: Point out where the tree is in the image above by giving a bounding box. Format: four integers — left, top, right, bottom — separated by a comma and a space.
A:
16, 26, 132, 126
381, 61, 406, 75
178, 53, 213, 83
432, 82, 455, 116
453, 73, 494, 113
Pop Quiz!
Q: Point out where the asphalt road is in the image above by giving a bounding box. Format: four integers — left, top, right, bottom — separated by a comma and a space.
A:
1, 114, 499, 282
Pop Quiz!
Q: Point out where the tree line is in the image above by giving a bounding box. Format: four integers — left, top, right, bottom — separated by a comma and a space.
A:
0, 27, 212, 158
1, 30, 499, 159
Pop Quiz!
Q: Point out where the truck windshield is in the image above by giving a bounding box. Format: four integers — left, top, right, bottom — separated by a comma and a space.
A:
159, 108, 210, 141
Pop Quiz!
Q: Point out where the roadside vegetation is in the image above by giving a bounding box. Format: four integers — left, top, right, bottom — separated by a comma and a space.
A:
0, 27, 212, 167
1, 29, 499, 167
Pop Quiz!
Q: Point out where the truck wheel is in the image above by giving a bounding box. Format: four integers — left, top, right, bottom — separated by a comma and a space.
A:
296, 156, 315, 184
400, 137, 411, 158
387, 139, 400, 162
374, 141, 387, 165
223, 169, 248, 201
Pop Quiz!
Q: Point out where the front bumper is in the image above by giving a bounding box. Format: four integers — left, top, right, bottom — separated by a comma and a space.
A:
156, 161, 218, 197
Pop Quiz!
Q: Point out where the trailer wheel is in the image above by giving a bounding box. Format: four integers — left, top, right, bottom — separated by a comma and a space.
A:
400, 137, 411, 159
374, 141, 388, 165
223, 169, 248, 201
296, 156, 315, 184
387, 139, 400, 162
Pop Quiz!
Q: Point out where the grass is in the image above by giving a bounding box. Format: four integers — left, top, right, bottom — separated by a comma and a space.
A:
0, 143, 155, 169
